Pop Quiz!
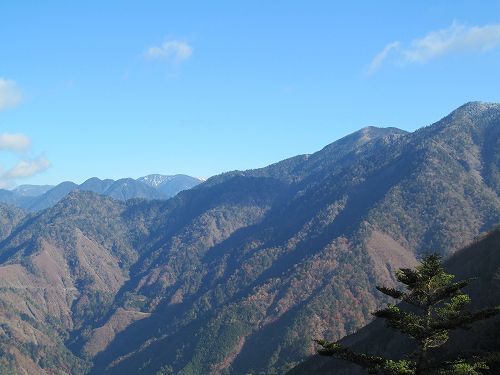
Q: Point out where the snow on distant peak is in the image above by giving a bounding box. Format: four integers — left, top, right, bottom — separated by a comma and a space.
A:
137, 174, 174, 188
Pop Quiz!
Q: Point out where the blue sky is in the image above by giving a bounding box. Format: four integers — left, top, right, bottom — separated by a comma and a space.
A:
1, 1, 500, 187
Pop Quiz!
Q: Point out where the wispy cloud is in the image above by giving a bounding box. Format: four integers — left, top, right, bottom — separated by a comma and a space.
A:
143, 40, 193, 63
367, 41, 400, 75
0, 133, 50, 188
404, 22, 500, 62
368, 22, 500, 74
0, 78, 22, 110
0, 133, 31, 152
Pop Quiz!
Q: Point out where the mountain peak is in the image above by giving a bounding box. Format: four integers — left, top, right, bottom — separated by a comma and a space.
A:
320, 126, 407, 155
357, 125, 407, 138
424, 101, 500, 136
138, 174, 175, 188
457, 100, 500, 110
449, 101, 500, 119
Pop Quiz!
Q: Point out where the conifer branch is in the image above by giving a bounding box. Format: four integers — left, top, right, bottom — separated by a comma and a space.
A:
314, 254, 500, 374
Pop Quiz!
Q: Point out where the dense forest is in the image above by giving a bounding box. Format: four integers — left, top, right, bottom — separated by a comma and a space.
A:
289, 227, 500, 374
0, 102, 498, 374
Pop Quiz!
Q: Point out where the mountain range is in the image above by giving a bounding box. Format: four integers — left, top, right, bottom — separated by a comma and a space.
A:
0, 102, 498, 374
0, 174, 202, 212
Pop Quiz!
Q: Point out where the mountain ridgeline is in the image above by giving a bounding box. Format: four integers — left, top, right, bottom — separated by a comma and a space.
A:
0, 174, 202, 212
0, 102, 498, 374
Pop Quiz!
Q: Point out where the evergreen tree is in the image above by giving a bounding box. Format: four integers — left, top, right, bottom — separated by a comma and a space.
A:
315, 255, 500, 375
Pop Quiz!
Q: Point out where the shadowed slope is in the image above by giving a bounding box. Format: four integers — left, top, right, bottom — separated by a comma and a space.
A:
0, 103, 498, 374
288, 227, 500, 375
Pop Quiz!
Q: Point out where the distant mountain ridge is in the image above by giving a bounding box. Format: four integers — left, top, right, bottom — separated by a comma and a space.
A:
0, 174, 203, 212
12, 184, 54, 197
138, 174, 203, 197
0, 102, 498, 374
138, 174, 175, 188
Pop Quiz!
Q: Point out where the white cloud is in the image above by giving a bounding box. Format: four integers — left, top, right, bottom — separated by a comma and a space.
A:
0, 133, 31, 152
404, 22, 500, 63
367, 41, 400, 74
0, 78, 22, 110
143, 40, 193, 63
368, 22, 500, 73
3, 156, 50, 179
0, 133, 50, 188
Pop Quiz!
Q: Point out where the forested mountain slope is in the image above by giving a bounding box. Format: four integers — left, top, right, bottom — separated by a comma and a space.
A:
288, 227, 500, 375
0, 102, 498, 374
